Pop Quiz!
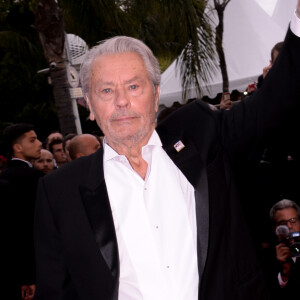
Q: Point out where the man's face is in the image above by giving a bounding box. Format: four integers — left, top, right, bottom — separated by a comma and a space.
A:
33, 149, 55, 174
15, 130, 42, 161
274, 207, 300, 233
87, 52, 159, 148
52, 143, 67, 164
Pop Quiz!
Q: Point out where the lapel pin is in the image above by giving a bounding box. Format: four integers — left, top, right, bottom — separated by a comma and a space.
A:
174, 140, 185, 152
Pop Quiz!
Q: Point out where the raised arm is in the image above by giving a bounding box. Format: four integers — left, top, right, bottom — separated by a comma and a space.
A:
219, 7, 300, 163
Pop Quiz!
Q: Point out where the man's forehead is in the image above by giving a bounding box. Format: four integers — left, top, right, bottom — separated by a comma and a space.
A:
91, 52, 147, 76
275, 207, 297, 219
41, 150, 53, 158
53, 143, 62, 149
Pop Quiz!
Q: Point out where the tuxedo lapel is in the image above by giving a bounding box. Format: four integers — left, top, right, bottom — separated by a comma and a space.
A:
194, 168, 209, 283
79, 149, 119, 278
159, 130, 209, 283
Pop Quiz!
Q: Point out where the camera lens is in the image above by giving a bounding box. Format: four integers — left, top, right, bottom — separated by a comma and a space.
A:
290, 242, 300, 257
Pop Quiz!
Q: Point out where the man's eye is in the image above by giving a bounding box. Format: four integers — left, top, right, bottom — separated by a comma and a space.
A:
129, 85, 138, 90
103, 88, 111, 94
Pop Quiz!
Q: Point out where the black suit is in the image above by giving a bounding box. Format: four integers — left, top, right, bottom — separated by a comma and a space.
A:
0, 159, 43, 298
34, 28, 300, 300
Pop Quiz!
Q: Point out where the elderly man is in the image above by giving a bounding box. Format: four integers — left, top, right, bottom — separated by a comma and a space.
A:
68, 134, 101, 160
34, 3, 300, 300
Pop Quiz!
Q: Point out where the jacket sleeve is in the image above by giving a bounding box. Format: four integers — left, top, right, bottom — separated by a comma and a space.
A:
219, 28, 300, 164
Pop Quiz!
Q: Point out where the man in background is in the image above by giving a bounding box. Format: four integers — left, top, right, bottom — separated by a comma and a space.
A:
49, 138, 68, 168
270, 200, 300, 296
0, 123, 43, 300
33, 149, 55, 175
44, 131, 63, 150
68, 134, 101, 160
257, 42, 284, 89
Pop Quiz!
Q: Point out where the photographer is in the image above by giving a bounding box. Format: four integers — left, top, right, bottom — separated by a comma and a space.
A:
269, 199, 300, 297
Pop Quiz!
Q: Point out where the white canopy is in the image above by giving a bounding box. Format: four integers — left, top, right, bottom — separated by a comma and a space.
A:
159, 0, 297, 107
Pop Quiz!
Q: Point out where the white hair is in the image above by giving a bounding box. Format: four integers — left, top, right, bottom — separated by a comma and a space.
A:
80, 36, 161, 98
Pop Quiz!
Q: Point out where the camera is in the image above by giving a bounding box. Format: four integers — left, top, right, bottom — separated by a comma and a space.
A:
276, 225, 300, 256
287, 231, 300, 257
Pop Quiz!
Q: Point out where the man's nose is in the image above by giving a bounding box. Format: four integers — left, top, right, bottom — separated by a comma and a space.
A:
115, 87, 130, 108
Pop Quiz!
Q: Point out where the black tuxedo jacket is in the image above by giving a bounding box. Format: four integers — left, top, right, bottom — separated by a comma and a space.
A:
34, 29, 300, 300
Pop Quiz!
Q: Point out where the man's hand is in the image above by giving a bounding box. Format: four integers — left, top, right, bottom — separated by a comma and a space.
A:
276, 243, 291, 281
297, 0, 300, 18
21, 284, 36, 300
276, 243, 291, 263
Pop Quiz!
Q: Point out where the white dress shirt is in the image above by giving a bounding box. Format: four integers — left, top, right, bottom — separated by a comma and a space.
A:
291, 9, 300, 36
103, 130, 198, 300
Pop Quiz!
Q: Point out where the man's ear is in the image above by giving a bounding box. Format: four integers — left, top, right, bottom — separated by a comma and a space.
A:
13, 143, 22, 154
85, 95, 95, 121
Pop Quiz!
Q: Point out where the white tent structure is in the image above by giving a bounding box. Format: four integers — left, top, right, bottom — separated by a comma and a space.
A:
272, 0, 298, 31
159, 0, 297, 107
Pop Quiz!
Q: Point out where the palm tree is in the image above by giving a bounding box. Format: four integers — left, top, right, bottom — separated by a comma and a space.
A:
60, 0, 217, 101
0, 1, 60, 139
213, 0, 231, 92
34, 0, 77, 135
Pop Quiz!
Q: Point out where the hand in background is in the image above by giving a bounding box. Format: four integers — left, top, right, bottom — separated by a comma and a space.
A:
220, 92, 232, 110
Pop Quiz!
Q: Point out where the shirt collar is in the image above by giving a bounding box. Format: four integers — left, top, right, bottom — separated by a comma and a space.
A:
103, 130, 162, 162
11, 157, 33, 168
